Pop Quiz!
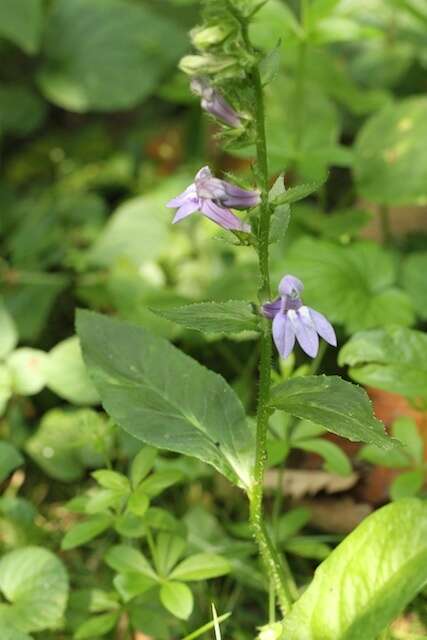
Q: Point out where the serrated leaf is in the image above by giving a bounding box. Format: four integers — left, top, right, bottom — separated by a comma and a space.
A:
160, 581, 194, 620
152, 301, 259, 335
62, 515, 112, 550
270, 375, 396, 449
45, 337, 99, 405
0, 547, 68, 633
77, 310, 255, 488
339, 326, 427, 405
280, 499, 427, 640
0, 442, 24, 483
169, 553, 231, 582
37, 0, 186, 112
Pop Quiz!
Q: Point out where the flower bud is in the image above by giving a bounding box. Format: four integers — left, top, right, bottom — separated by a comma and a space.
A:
191, 25, 232, 49
179, 54, 237, 77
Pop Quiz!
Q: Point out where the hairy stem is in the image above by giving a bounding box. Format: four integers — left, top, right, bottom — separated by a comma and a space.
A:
249, 64, 296, 616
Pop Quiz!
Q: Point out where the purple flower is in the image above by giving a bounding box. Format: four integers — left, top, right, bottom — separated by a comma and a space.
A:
262, 275, 337, 359
191, 77, 241, 128
166, 166, 260, 232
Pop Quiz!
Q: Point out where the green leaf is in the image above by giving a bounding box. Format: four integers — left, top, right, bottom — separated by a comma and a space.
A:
402, 252, 427, 320
339, 326, 427, 405
0, 442, 24, 483
139, 470, 183, 498
130, 447, 157, 488
354, 97, 427, 205
37, 0, 186, 112
272, 181, 325, 206
25, 408, 113, 482
0, 365, 12, 415
284, 537, 331, 561
270, 375, 396, 449
153, 534, 187, 577
0, 0, 43, 54
390, 470, 425, 501
0, 624, 32, 640
392, 416, 424, 465
160, 581, 194, 620
105, 545, 156, 579
294, 438, 352, 476
276, 507, 311, 543
0, 85, 46, 137
283, 238, 414, 333
92, 470, 130, 494
77, 310, 255, 488
113, 573, 156, 603
62, 515, 112, 550
0, 547, 68, 633
45, 337, 99, 405
152, 301, 259, 335
114, 512, 146, 539
0, 298, 18, 359
127, 489, 150, 517
169, 553, 231, 582
281, 499, 427, 640
269, 175, 291, 244
74, 612, 119, 639
7, 349, 47, 396
84, 490, 123, 515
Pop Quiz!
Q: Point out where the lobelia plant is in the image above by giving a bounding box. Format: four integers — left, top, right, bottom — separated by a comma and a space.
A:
75, 1, 427, 638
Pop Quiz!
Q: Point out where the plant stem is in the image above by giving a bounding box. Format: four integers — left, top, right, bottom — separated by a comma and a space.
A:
249, 64, 296, 616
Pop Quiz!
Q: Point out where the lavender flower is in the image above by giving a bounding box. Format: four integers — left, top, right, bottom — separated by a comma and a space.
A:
191, 77, 241, 128
167, 166, 260, 232
262, 275, 337, 359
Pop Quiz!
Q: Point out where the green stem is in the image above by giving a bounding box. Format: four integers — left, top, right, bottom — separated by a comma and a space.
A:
249, 65, 296, 616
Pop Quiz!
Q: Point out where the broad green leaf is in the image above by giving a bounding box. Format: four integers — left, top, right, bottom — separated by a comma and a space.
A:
0, 0, 43, 54
0, 85, 46, 137
0, 547, 68, 633
152, 301, 259, 335
169, 553, 231, 582
283, 238, 414, 332
280, 499, 427, 640
25, 409, 113, 482
160, 581, 194, 620
74, 612, 120, 639
354, 97, 427, 205
339, 326, 427, 405
0, 625, 32, 640
272, 181, 325, 207
37, 0, 186, 112
45, 337, 99, 405
92, 470, 130, 494
77, 311, 255, 488
0, 442, 24, 483
270, 376, 395, 449
294, 438, 352, 476
402, 252, 427, 320
62, 515, 112, 550
130, 447, 157, 488
105, 545, 156, 579
7, 349, 47, 396
390, 470, 425, 501
0, 299, 18, 359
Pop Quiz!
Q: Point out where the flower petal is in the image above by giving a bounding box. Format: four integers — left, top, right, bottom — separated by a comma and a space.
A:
278, 275, 304, 298
221, 182, 261, 209
261, 298, 282, 319
172, 198, 200, 223
288, 309, 319, 358
201, 200, 251, 232
166, 183, 197, 208
308, 308, 337, 346
195, 166, 212, 181
272, 312, 296, 359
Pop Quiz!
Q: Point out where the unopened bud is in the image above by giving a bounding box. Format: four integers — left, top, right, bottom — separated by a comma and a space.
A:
191, 25, 232, 49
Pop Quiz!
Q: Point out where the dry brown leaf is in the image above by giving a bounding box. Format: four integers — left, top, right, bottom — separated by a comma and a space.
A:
264, 469, 358, 500
299, 497, 372, 533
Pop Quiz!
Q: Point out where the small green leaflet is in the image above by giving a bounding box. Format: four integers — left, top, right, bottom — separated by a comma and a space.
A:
271, 180, 325, 207
152, 301, 259, 335
77, 311, 255, 488
280, 499, 427, 640
269, 375, 397, 449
